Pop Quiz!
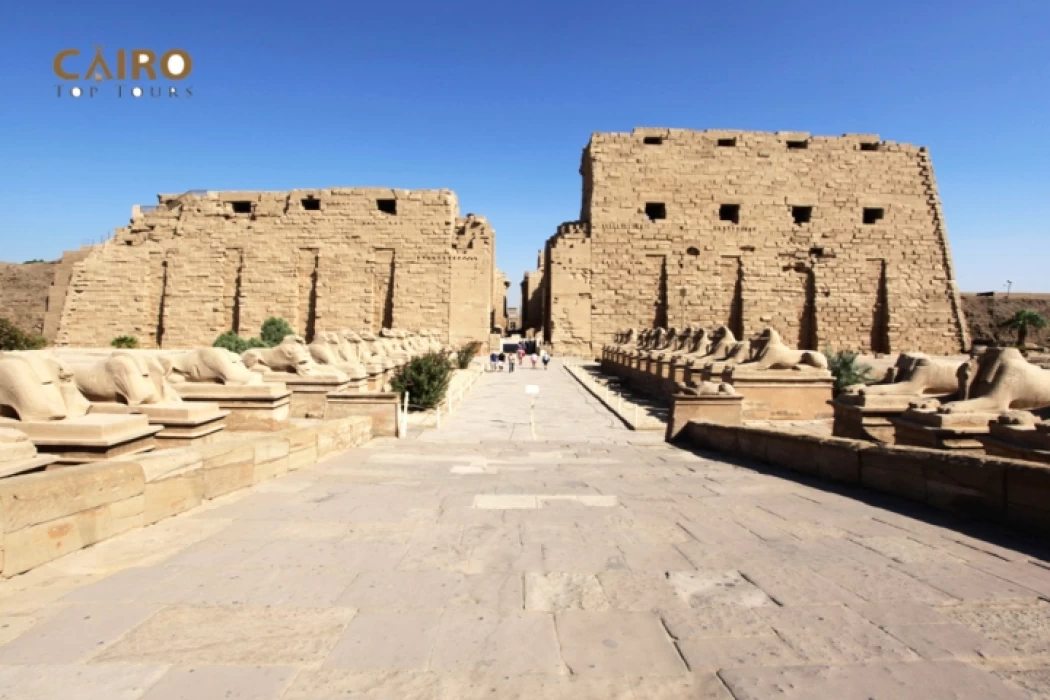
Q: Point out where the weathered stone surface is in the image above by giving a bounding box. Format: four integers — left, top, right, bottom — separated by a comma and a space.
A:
720, 661, 1025, 700
0, 602, 158, 664
94, 605, 355, 665
138, 665, 295, 700
0, 461, 143, 533
540, 129, 968, 356
525, 572, 609, 612
325, 610, 441, 670
428, 610, 564, 675
555, 610, 686, 676
53, 190, 496, 348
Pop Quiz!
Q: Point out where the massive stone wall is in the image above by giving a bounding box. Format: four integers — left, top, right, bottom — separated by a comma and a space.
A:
492, 270, 509, 332
0, 261, 57, 336
55, 189, 495, 348
520, 251, 545, 333
542, 128, 969, 356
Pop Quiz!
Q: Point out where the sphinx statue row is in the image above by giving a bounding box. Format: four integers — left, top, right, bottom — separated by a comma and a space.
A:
602, 325, 830, 399
834, 346, 1050, 460
0, 327, 452, 464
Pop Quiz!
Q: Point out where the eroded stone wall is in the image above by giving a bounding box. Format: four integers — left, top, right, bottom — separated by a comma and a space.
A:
55, 189, 495, 348
542, 128, 969, 356
0, 261, 57, 336
492, 270, 509, 332
521, 251, 545, 333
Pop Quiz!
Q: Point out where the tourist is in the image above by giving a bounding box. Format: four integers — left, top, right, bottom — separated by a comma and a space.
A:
489, 351, 498, 371
508, 354, 516, 373
541, 349, 551, 370
517, 346, 526, 364
531, 352, 538, 369
498, 352, 506, 371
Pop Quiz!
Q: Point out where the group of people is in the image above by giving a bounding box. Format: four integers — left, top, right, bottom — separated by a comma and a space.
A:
489, 344, 550, 372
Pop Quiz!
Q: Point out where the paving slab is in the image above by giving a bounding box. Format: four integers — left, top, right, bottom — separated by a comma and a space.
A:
139, 665, 295, 700
719, 660, 1028, 699
555, 610, 686, 676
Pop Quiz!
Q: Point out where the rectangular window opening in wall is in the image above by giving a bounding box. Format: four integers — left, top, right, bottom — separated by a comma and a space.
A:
860, 142, 881, 151
809, 247, 825, 257
377, 199, 397, 215
719, 204, 740, 224
717, 138, 737, 147
301, 197, 321, 211
863, 207, 885, 225
643, 136, 664, 145
786, 140, 809, 150
791, 206, 813, 225
230, 201, 252, 214
645, 202, 667, 221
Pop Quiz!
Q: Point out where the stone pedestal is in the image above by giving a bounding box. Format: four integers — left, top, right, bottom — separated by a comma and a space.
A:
723, 368, 834, 420
979, 422, 1050, 465
891, 409, 994, 454
665, 360, 690, 397
2, 413, 161, 465
0, 428, 58, 477
134, 402, 230, 448
832, 394, 917, 443
666, 393, 744, 441
176, 383, 291, 431
259, 372, 351, 419
324, 392, 400, 437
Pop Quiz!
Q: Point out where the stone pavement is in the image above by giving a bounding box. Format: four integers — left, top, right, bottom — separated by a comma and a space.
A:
1, 360, 1050, 698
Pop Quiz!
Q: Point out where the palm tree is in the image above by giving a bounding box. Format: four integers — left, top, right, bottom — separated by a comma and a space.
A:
1003, 309, 1048, 348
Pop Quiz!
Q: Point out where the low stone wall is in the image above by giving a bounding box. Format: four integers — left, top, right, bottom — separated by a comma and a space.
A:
0, 415, 372, 577
679, 421, 1050, 536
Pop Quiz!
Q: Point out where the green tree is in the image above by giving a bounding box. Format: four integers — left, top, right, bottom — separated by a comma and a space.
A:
1003, 309, 1048, 348
260, 317, 294, 347
825, 347, 875, 396
0, 318, 48, 350
391, 352, 453, 410
110, 335, 140, 349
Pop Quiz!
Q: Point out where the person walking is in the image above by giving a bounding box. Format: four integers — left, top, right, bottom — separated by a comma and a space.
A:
498, 352, 506, 371
530, 351, 538, 369
508, 354, 516, 373
541, 349, 551, 370
489, 351, 498, 372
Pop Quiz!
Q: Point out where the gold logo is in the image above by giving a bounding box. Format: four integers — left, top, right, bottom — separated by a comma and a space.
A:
54, 47, 192, 80
53, 46, 194, 98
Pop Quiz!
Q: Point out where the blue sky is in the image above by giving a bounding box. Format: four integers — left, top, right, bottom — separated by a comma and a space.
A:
1, 0, 1048, 305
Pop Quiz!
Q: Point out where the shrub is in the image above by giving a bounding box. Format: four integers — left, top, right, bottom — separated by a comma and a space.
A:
455, 341, 481, 369
0, 318, 48, 350
260, 317, 294, 347
213, 331, 252, 354
825, 347, 875, 396
391, 352, 453, 410
110, 335, 139, 349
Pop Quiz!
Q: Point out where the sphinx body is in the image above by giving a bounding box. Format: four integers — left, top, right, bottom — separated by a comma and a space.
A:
937, 347, 1050, 414
695, 326, 751, 367
739, 328, 828, 371
681, 328, 712, 359
69, 354, 159, 406
847, 353, 962, 397
242, 335, 319, 375
0, 354, 71, 421
676, 380, 737, 397
310, 332, 367, 379
166, 347, 261, 386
